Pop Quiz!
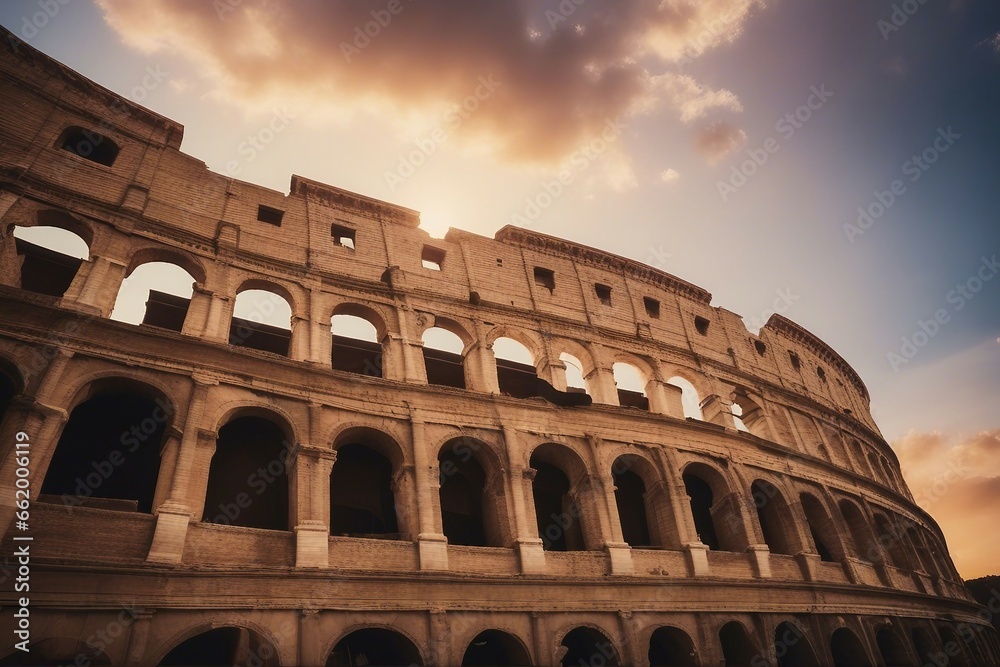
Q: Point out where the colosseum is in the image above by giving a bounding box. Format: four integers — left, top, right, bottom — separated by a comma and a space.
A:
0, 27, 997, 667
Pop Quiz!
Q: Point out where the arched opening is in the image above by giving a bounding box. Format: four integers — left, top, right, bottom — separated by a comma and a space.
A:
57, 126, 121, 166
203, 415, 291, 530
111, 261, 197, 331
11, 225, 89, 297
40, 384, 168, 513
423, 326, 466, 389
751, 480, 798, 556
462, 630, 532, 666
332, 310, 383, 378
439, 438, 504, 547
560, 352, 589, 396
530, 445, 591, 552
877, 626, 914, 667
682, 464, 745, 552
872, 513, 911, 569
830, 628, 869, 667
731, 391, 772, 439
911, 628, 937, 666
905, 527, 938, 575
612, 456, 652, 547
799, 493, 840, 562
494, 336, 539, 399
160, 627, 278, 666
559, 627, 619, 667
230, 287, 293, 356
330, 443, 400, 539
719, 621, 758, 666
683, 472, 720, 550
839, 500, 881, 564
327, 628, 423, 666
774, 622, 820, 667
937, 627, 969, 667
648, 626, 697, 666
613, 362, 648, 410
666, 376, 702, 419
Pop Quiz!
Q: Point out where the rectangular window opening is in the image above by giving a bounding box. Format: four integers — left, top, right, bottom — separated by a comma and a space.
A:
595, 283, 612, 306
422, 245, 445, 271
643, 297, 660, 318
534, 267, 555, 293
694, 316, 710, 335
331, 223, 356, 250
257, 205, 284, 226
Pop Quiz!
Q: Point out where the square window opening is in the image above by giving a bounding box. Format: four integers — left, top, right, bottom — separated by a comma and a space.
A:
422, 245, 445, 271
643, 297, 660, 318
534, 267, 555, 293
257, 205, 284, 226
331, 224, 356, 250
595, 283, 612, 306
694, 316, 710, 335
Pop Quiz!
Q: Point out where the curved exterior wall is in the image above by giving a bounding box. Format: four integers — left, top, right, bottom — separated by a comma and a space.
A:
0, 29, 997, 667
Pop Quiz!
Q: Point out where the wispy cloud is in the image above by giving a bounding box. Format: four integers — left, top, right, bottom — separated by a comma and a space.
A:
97, 0, 759, 169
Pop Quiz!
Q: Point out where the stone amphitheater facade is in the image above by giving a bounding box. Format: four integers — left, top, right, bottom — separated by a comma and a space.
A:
0, 28, 998, 667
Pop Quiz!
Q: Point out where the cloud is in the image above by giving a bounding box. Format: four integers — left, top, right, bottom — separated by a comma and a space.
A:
693, 121, 746, 163
894, 429, 1000, 578
96, 0, 758, 166
660, 168, 680, 183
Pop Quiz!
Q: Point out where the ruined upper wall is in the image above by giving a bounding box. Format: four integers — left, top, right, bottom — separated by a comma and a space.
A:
0, 27, 876, 438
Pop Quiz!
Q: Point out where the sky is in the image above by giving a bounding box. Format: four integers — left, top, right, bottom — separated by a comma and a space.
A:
2, 0, 998, 578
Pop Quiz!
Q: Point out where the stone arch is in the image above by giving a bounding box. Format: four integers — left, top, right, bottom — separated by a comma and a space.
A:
212, 399, 303, 449
680, 460, 746, 552
838, 499, 882, 564
331, 301, 392, 378
488, 326, 543, 399
125, 245, 207, 285
552, 338, 597, 392
773, 620, 821, 667
648, 625, 698, 666
150, 618, 286, 667
230, 279, 297, 356
612, 353, 653, 410
112, 256, 200, 330
421, 316, 474, 390
436, 435, 510, 547
904, 526, 939, 575
5, 207, 97, 247
419, 314, 476, 350
461, 629, 533, 666
610, 453, 657, 548
798, 492, 844, 562
871, 511, 913, 570
7, 210, 93, 297
910, 626, 938, 665
750, 478, 801, 556
829, 626, 871, 667
330, 426, 408, 539
40, 375, 176, 514
730, 388, 774, 439
326, 625, 425, 666
529, 442, 598, 551
664, 373, 704, 420
484, 324, 544, 365
718, 620, 759, 666
875, 624, 915, 666
555, 624, 620, 667
936, 625, 970, 667
204, 408, 295, 530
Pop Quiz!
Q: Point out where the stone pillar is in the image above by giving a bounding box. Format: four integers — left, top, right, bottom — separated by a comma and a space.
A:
588, 437, 633, 575
293, 446, 336, 569
298, 610, 324, 667
429, 609, 452, 667
585, 364, 618, 405
290, 315, 310, 361
147, 376, 215, 564
150, 430, 181, 513
616, 611, 640, 667
180, 285, 213, 337
660, 381, 685, 419
749, 543, 773, 578
700, 394, 736, 429
64, 254, 126, 315
409, 410, 448, 570
470, 341, 500, 394
123, 609, 155, 667
531, 612, 550, 667
202, 291, 234, 343
502, 427, 545, 573
644, 378, 671, 416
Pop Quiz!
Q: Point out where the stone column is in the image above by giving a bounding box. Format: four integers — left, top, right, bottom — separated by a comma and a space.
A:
588, 438, 633, 575
293, 446, 336, 569
616, 611, 640, 667
64, 254, 126, 316
298, 609, 324, 667
585, 364, 618, 405
700, 394, 736, 429
410, 410, 448, 570
123, 609, 155, 667
147, 376, 215, 564
180, 285, 213, 337
202, 291, 234, 343
655, 447, 711, 576
531, 612, 550, 667
644, 378, 671, 415
661, 381, 685, 419
469, 341, 500, 394
503, 426, 545, 573
428, 609, 452, 667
